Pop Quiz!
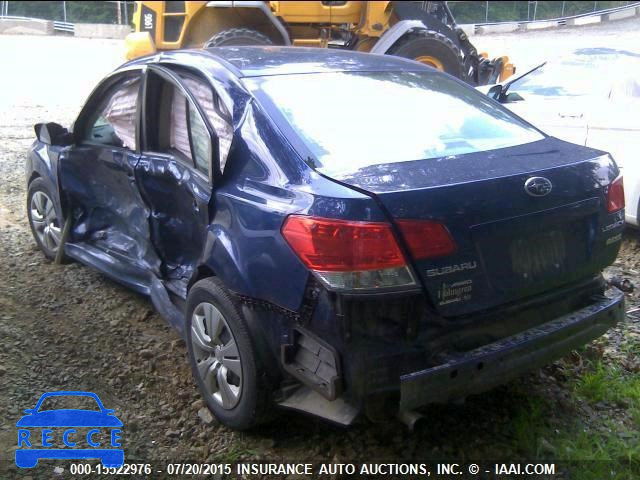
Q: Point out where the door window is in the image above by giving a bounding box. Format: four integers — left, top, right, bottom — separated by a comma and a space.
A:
188, 102, 212, 174
147, 74, 213, 177
84, 77, 139, 150
168, 86, 191, 159
180, 76, 233, 173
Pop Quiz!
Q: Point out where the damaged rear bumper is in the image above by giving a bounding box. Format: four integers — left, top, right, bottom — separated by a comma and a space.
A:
400, 290, 624, 411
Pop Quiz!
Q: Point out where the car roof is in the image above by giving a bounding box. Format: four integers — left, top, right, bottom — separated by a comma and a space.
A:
124, 46, 431, 79
204, 46, 429, 77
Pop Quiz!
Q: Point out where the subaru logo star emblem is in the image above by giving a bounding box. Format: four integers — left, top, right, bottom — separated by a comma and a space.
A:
524, 177, 553, 197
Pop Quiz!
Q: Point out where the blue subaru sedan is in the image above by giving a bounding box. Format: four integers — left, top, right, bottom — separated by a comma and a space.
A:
26, 47, 625, 429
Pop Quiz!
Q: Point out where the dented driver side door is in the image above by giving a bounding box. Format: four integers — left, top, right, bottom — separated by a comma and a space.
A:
59, 68, 162, 286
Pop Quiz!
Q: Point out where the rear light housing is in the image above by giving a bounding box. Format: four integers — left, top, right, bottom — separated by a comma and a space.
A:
396, 220, 456, 259
607, 175, 625, 213
281, 215, 416, 290
281, 215, 456, 291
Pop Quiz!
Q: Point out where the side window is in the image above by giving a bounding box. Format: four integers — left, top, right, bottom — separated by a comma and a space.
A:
180, 75, 233, 173
148, 75, 212, 177
167, 85, 191, 160
189, 104, 211, 174
84, 77, 139, 150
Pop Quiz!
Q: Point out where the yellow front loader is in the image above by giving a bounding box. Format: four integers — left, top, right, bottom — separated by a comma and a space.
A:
126, 1, 514, 85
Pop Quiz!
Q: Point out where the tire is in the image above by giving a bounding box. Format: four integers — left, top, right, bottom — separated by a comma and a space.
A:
185, 277, 272, 430
389, 30, 464, 80
204, 28, 274, 48
27, 178, 64, 261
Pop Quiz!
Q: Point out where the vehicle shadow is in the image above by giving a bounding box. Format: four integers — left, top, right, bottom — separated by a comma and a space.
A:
246, 377, 567, 463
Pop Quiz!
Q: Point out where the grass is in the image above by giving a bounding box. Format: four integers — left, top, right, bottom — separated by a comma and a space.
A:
511, 396, 549, 457
576, 362, 640, 407
553, 428, 640, 480
506, 352, 639, 479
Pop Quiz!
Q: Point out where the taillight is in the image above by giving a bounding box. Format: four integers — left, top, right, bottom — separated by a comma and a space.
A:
281, 215, 416, 290
396, 220, 456, 259
607, 175, 625, 213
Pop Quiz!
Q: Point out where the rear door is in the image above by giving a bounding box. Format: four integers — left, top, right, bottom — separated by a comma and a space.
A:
135, 65, 232, 297
59, 69, 160, 275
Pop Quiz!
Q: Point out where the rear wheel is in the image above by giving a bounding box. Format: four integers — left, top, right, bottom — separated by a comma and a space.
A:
185, 277, 272, 430
204, 28, 274, 47
389, 30, 464, 80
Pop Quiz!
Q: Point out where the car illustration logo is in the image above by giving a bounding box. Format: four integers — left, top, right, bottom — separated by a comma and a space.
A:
15, 391, 123, 468
524, 177, 553, 197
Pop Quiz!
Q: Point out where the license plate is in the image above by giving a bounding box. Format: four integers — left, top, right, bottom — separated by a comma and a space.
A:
510, 230, 566, 279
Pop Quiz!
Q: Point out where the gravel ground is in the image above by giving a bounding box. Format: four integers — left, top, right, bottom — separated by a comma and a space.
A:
1, 19, 639, 479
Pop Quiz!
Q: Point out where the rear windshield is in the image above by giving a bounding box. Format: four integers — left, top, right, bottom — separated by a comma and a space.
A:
248, 71, 543, 178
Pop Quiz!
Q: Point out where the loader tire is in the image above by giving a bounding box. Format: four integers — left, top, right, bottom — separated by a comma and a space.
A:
389, 30, 464, 80
204, 28, 274, 47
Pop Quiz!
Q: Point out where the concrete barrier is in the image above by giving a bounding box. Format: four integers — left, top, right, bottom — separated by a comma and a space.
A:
469, 2, 638, 35
74, 23, 131, 39
475, 23, 520, 34
524, 20, 560, 30
0, 18, 53, 35
566, 15, 602, 26
603, 8, 638, 21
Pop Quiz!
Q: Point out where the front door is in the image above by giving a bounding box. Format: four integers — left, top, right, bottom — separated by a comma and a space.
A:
59, 70, 160, 276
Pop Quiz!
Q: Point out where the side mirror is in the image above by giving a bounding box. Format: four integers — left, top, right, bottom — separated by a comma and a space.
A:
34, 122, 73, 146
23, 409, 34, 414
486, 84, 503, 101
504, 92, 524, 103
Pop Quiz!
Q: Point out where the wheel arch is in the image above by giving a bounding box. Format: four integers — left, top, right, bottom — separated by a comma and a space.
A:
27, 170, 41, 186
189, 228, 253, 298
27, 143, 67, 223
188, 264, 217, 291
369, 20, 428, 55
633, 195, 640, 228
183, 2, 291, 48
187, 257, 282, 384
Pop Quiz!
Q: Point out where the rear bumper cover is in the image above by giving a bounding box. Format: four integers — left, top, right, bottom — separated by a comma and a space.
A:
400, 290, 624, 411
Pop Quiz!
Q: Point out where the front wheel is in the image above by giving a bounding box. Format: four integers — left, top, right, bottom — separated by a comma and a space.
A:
185, 277, 272, 430
27, 178, 63, 261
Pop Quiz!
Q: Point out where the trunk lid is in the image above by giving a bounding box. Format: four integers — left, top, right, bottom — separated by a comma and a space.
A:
329, 137, 622, 316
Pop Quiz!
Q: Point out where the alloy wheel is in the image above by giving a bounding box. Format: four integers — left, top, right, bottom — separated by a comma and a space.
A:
30, 191, 61, 253
191, 302, 243, 409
